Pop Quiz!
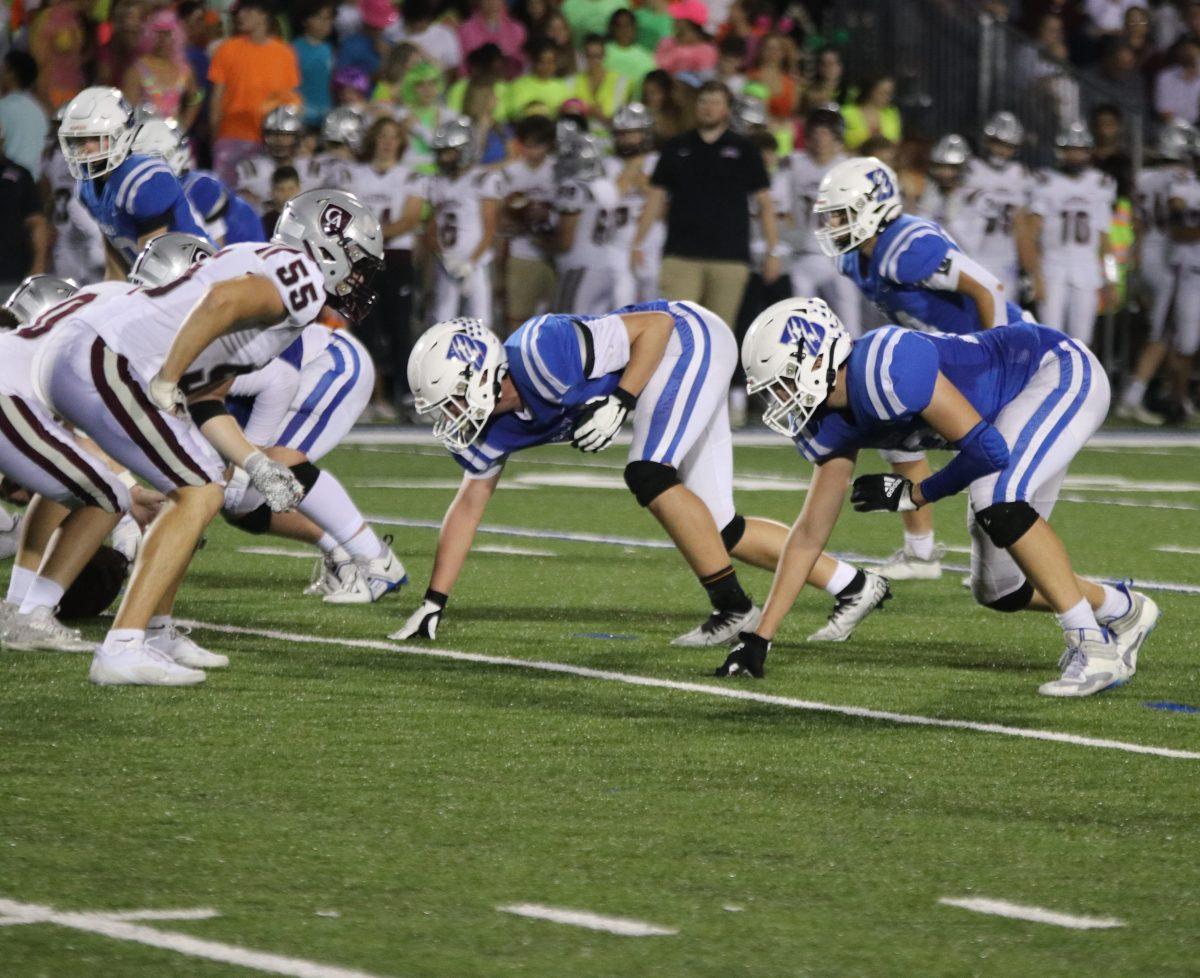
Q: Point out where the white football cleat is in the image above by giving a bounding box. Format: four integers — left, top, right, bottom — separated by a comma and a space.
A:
877, 546, 943, 581
671, 605, 762, 647
2, 606, 96, 653
1103, 583, 1159, 677
147, 622, 228, 668
89, 643, 205, 686
0, 599, 19, 630
808, 571, 892, 642
0, 511, 20, 560
1114, 400, 1165, 426
1038, 629, 1126, 698
304, 546, 354, 597
324, 539, 408, 605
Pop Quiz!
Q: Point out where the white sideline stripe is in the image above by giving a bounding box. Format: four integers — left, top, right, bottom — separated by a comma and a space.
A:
1156, 545, 1200, 556
99, 908, 222, 922
177, 620, 1200, 761
1060, 493, 1198, 512
497, 903, 677, 936
0, 897, 395, 978
238, 546, 314, 559
238, 544, 558, 560
349, 479, 533, 491
938, 897, 1125, 930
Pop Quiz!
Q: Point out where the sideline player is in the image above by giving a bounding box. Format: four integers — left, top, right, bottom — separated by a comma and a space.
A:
399, 304, 889, 646
606, 103, 661, 307
553, 133, 623, 315
718, 298, 1158, 697
235, 104, 307, 212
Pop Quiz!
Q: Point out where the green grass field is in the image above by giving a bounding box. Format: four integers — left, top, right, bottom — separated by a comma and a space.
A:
2, 433, 1199, 977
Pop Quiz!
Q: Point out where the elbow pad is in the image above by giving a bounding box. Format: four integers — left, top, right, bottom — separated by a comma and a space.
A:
919, 421, 1010, 503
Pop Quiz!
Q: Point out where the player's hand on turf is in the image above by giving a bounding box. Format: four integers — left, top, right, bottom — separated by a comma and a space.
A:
714, 632, 769, 678
851, 474, 918, 512
391, 591, 447, 640
572, 388, 636, 453
245, 452, 305, 512
148, 374, 186, 417
130, 484, 166, 527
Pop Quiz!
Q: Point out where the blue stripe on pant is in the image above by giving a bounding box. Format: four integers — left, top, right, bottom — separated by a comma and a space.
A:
639, 310, 710, 465
277, 336, 362, 454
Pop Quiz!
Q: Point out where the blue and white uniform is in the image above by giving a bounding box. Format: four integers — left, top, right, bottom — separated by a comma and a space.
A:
453, 300, 740, 527
183, 170, 266, 246
794, 323, 1109, 603
79, 152, 210, 266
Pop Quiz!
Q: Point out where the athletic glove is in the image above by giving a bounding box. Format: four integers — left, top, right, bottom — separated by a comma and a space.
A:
445, 259, 474, 283
850, 473, 919, 513
147, 373, 187, 417
390, 590, 447, 640
714, 632, 770, 678
571, 387, 637, 453
244, 452, 304, 512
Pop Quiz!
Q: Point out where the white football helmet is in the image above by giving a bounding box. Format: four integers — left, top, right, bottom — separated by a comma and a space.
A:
272, 189, 384, 322
129, 233, 216, 288
131, 117, 190, 176
58, 86, 136, 180
408, 318, 507, 452
742, 297, 852, 437
2, 275, 78, 327
813, 156, 903, 257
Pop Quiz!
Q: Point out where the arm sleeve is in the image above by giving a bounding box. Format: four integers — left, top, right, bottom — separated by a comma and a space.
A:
919, 419, 1010, 503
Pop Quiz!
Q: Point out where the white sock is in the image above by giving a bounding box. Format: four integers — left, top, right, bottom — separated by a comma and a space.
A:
343, 524, 384, 560
316, 532, 338, 554
18, 576, 65, 615
1056, 597, 1100, 634
297, 472, 379, 555
6, 565, 36, 605
1096, 584, 1132, 624
904, 531, 935, 561
1121, 379, 1147, 406
823, 560, 857, 595
101, 628, 145, 654
0, 508, 16, 533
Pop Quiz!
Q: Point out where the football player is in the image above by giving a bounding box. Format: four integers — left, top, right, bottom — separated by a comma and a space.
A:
399, 305, 889, 647
309, 107, 364, 191
606, 103, 662, 306
24, 190, 382, 685
718, 298, 1158, 697
57, 87, 210, 278
1027, 121, 1117, 346
552, 133, 624, 315
424, 117, 501, 324
913, 133, 985, 257
235, 104, 307, 212
41, 105, 106, 284
815, 156, 1021, 581
1163, 128, 1200, 420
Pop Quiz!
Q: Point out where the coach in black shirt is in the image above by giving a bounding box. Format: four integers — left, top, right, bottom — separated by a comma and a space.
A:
632, 80, 783, 328
0, 137, 47, 303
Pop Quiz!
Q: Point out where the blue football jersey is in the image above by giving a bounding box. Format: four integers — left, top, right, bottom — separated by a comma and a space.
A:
183, 170, 266, 245
792, 322, 1068, 463
837, 214, 1023, 334
80, 153, 211, 264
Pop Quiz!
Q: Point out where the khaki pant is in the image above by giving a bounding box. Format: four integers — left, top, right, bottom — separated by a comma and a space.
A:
659, 256, 751, 328
504, 255, 557, 331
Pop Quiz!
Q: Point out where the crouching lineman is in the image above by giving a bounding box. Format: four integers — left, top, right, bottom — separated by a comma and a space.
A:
24, 190, 383, 685
399, 303, 889, 646
717, 298, 1159, 697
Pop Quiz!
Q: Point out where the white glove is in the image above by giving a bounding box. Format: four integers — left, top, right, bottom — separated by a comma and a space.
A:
445, 260, 474, 283
244, 452, 304, 512
571, 388, 636, 453
148, 373, 186, 416
389, 594, 446, 640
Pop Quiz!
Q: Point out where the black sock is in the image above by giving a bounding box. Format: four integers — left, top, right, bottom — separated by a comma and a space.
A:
837, 568, 867, 599
700, 566, 753, 614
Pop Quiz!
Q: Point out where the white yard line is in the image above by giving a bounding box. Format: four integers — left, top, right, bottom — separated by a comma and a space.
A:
1156, 545, 1200, 556
497, 903, 677, 936
177, 620, 1200, 761
938, 896, 1125, 930
0, 897, 395, 978
97, 908, 222, 922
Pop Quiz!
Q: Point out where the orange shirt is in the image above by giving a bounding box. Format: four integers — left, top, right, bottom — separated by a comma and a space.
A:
208, 35, 300, 142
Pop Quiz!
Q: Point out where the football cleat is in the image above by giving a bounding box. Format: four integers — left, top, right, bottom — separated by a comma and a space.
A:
1114, 401, 1164, 426
2, 606, 96, 653
305, 546, 355, 597
1102, 582, 1159, 677
1037, 629, 1126, 697
0, 599, 18, 630
672, 605, 762, 647
0, 511, 20, 560
877, 545, 943, 581
89, 643, 205, 686
323, 538, 408, 605
147, 622, 229, 669
808, 571, 892, 642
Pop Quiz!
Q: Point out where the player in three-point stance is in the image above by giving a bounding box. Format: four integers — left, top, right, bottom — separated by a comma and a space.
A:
716, 298, 1159, 697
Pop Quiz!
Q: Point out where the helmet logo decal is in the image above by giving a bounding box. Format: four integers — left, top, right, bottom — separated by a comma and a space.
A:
320, 203, 353, 237
780, 316, 824, 356
866, 167, 895, 202
447, 333, 487, 371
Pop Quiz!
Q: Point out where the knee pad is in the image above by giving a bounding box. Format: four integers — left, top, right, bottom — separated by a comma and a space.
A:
289, 461, 321, 494
974, 501, 1038, 549
720, 514, 747, 552
623, 460, 680, 508
227, 502, 272, 535
983, 579, 1034, 613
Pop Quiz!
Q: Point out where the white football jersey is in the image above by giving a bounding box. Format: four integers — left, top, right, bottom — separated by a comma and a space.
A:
1136, 164, 1188, 260
1169, 171, 1200, 263
1030, 167, 1116, 279
349, 161, 421, 250
912, 183, 986, 258
425, 167, 502, 265
782, 151, 847, 257
963, 158, 1034, 274
555, 176, 622, 269
499, 156, 557, 262
44, 149, 105, 283
307, 153, 354, 191
750, 166, 791, 268
604, 153, 660, 251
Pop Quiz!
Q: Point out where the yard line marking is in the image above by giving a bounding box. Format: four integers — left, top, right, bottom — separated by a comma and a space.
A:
349, 479, 533, 491
1156, 545, 1200, 556
238, 546, 313, 559
178, 620, 1200, 761
238, 544, 558, 561
97, 908, 221, 922
1062, 474, 1200, 493
497, 903, 677, 936
1059, 494, 1199, 512
0, 897, 396, 978
938, 897, 1125, 930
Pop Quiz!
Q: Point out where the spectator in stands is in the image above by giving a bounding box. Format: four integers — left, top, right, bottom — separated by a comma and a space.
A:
841, 73, 901, 150
563, 0, 630, 47
447, 44, 509, 119
635, 0, 675, 53
0, 52, 48, 179
208, 0, 301, 186
392, 0, 464, 74
507, 39, 571, 116
373, 43, 422, 109
1016, 12, 1082, 125
123, 8, 200, 129
97, 0, 146, 90
713, 36, 749, 94
633, 80, 781, 328
464, 80, 509, 163
28, 0, 86, 110
1090, 101, 1133, 196
0, 143, 47, 296
294, 3, 336, 129
402, 60, 450, 169
643, 68, 688, 141
716, 0, 766, 66
801, 45, 845, 112
605, 9, 656, 94
656, 16, 718, 74
1084, 37, 1146, 111
514, 0, 554, 38
338, 0, 394, 78
1154, 35, 1200, 123
543, 12, 580, 77
571, 33, 631, 123
749, 31, 800, 122
1120, 4, 1158, 73
460, 0, 529, 76
1086, 0, 1143, 38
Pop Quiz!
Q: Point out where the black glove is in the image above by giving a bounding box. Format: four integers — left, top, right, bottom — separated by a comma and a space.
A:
850, 473, 918, 512
714, 632, 770, 678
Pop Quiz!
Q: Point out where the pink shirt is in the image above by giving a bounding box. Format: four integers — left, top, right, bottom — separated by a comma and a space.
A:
654, 38, 718, 74
458, 13, 528, 71
668, 0, 709, 28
